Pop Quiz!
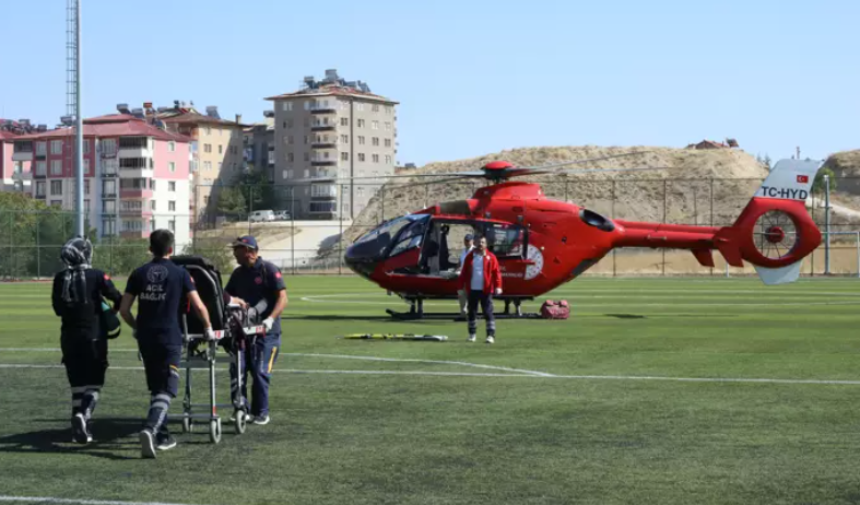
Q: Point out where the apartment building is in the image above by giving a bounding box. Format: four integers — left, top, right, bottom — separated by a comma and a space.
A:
159, 103, 246, 225
0, 119, 41, 193
12, 114, 192, 246
243, 112, 275, 183
266, 69, 399, 219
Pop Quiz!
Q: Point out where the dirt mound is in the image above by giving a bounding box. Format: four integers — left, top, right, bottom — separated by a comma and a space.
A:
343, 145, 770, 244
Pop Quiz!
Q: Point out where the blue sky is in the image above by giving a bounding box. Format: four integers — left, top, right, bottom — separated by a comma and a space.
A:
1, 0, 857, 166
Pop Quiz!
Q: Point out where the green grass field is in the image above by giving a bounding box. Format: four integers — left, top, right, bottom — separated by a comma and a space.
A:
2, 275, 860, 505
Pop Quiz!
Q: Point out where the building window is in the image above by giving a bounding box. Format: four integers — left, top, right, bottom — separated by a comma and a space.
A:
204, 161, 212, 171
356, 103, 365, 112
203, 196, 210, 205
385, 155, 392, 164
303, 135, 309, 144
169, 201, 176, 211
123, 220, 144, 232
340, 117, 348, 126
84, 200, 90, 213
372, 104, 380, 112
168, 220, 175, 232
50, 180, 62, 195
36, 161, 47, 176
51, 140, 63, 155
304, 153, 310, 162
101, 139, 117, 156
35, 181, 46, 196
205, 126, 211, 135
357, 119, 365, 128
168, 141, 176, 152
169, 181, 176, 192
84, 181, 90, 195
169, 162, 176, 172
288, 136, 294, 145
151, 200, 156, 211
385, 122, 392, 130
385, 139, 392, 147
282, 102, 292, 112
83, 140, 90, 154
218, 145, 223, 154
372, 120, 379, 130
372, 154, 380, 163
303, 169, 309, 178
51, 160, 62, 175
287, 152, 294, 162
358, 136, 365, 145
341, 152, 349, 161
204, 144, 212, 153
358, 153, 365, 162
372, 137, 379, 146
341, 134, 349, 144
36, 142, 47, 155
358, 187, 365, 197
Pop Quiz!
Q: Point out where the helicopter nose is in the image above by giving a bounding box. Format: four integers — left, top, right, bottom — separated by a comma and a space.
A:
344, 244, 379, 278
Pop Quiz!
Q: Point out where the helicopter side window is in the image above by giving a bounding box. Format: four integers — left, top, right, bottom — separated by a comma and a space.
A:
483, 222, 526, 259
387, 219, 427, 258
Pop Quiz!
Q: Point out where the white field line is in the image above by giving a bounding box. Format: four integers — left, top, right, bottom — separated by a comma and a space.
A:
0, 350, 551, 377
3, 363, 860, 386
0, 496, 217, 505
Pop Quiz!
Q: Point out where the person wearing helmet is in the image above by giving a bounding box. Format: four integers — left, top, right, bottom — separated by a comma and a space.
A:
51, 236, 123, 445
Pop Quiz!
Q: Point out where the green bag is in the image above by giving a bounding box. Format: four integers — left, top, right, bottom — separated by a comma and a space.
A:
100, 301, 122, 339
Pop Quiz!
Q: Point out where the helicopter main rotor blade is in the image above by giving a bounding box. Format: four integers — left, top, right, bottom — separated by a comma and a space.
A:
521, 166, 674, 177
517, 151, 654, 170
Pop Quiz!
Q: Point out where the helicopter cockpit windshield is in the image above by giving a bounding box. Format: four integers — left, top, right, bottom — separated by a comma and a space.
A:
347, 214, 431, 262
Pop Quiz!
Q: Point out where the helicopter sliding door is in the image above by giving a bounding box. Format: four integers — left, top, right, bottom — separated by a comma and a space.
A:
415, 218, 528, 279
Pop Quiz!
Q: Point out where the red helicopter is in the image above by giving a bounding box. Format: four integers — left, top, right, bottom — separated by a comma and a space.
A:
341, 153, 823, 319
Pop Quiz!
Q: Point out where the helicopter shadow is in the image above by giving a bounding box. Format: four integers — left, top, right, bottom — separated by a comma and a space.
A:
0, 417, 142, 461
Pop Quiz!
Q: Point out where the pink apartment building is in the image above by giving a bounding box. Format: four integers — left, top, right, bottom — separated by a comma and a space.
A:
12, 114, 193, 246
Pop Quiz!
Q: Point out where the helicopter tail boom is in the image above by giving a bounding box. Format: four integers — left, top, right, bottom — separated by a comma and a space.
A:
613, 159, 823, 284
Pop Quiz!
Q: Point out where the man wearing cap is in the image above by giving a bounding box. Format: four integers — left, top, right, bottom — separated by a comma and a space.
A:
456, 234, 475, 315
224, 235, 288, 425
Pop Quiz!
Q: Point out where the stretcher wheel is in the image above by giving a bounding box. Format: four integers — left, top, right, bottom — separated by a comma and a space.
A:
235, 411, 247, 435
209, 419, 222, 444
182, 417, 193, 433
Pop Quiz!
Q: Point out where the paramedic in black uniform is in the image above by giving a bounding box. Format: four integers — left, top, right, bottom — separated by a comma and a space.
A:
51, 236, 123, 444
224, 235, 287, 426
119, 229, 214, 459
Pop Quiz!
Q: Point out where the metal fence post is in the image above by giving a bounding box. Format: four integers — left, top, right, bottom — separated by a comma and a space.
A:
36, 216, 41, 278
611, 180, 616, 277
824, 174, 831, 275
662, 179, 667, 276
339, 183, 344, 275
290, 187, 295, 275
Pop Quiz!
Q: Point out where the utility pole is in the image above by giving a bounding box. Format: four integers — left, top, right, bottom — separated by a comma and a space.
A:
68, 0, 84, 238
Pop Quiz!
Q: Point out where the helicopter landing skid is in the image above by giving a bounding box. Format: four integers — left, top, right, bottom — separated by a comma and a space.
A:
385, 298, 540, 321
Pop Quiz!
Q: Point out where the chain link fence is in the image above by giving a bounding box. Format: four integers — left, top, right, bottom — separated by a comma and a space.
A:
4, 176, 860, 279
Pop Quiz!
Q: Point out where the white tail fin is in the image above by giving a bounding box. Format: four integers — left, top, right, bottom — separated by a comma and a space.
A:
754, 159, 823, 202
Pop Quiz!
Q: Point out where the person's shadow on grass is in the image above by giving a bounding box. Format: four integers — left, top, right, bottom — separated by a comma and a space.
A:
0, 417, 142, 461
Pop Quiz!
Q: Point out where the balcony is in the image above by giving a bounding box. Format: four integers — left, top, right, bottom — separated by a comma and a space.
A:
12, 170, 31, 181
311, 124, 336, 132
12, 151, 33, 162
34, 193, 46, 199
120, 188, 153, 199
119, 168, 154, 179
311, 142, 337, 149
309, 106, 337, 115
311, 160, 337, 167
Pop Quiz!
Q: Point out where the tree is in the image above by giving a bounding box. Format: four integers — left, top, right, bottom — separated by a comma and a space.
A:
812, 167, 837, 195
763, 154, 772, 171
0, 193, 75, 278
214, 168, 277, 218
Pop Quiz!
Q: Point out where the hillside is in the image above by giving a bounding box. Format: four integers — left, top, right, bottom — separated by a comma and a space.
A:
341, 145, 771, 246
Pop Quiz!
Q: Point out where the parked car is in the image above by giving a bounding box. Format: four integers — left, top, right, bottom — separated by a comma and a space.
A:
249, 210, 276, 222
274, 210, 291, 221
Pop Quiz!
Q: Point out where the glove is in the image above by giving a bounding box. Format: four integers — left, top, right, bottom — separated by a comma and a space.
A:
495, 288, 502, 296
204, 327, 216, 341
262, 317, 274, 332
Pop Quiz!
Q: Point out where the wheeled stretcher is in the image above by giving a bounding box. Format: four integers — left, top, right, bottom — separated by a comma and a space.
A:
170, 255, 267, 444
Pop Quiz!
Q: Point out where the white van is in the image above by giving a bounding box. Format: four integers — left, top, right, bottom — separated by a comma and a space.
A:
249, 210, 275, 222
